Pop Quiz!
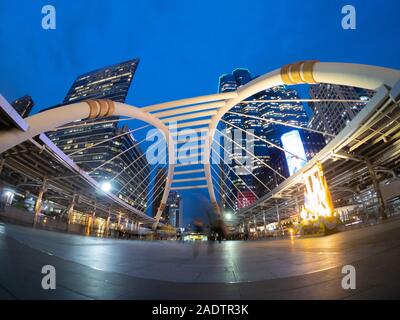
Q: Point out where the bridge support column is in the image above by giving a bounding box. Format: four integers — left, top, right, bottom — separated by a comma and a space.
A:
91, 202, 97, 235
366, 161, 388, 220
66, 194, 78, 231
85, 212, 92, 236
33, 177, 48, 228
0, 158, 5, 175
105, 211, 111, 237
253, 215, 258, 239
117, 212, 122, 236
295, 194, 301, 221
263, 212, 267, 238
275, 202, 283, 236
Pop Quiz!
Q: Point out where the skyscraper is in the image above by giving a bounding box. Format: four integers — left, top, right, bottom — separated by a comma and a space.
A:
47, 59, 150, 212
166, 191, 183, 228
218, 69, 309, 207
219, 69, 265, 210
11, 95, 34, 118
151, 168, 182, 228
308, 84, 374, 143
270, 130, 326, 179
255, 85, 309, 191
63, 59, 139, 104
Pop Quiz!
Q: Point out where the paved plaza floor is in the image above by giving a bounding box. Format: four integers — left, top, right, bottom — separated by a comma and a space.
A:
1, 218, 400, 299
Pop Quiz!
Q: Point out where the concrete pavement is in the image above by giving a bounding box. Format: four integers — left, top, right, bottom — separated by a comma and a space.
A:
0, 218, 400, 299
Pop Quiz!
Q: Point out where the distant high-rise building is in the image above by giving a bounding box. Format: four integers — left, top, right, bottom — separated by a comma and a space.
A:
219, 69, 265, 210
11, 95, 34, 118
308, 84, 374, 143
218, 163, 230, 211
151, 168, 181, 227
166, 191, 183, 228
47, 59, 150, 211
63, 59, 139, 104
254, 84, 310, 191
218, 69, 310, 207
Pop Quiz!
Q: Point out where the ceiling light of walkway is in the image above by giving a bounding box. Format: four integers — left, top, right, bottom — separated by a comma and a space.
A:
101, 181, 112, 192
225, 212, 233, 221
4, 191, 13, 197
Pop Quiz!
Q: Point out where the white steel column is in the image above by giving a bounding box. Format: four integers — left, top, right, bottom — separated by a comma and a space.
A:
0, 100, 176, 229
203, 62, 400, 217
33, 177, 48, 227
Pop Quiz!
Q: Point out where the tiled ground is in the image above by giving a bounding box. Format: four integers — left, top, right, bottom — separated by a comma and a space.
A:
0, 219, 399, 299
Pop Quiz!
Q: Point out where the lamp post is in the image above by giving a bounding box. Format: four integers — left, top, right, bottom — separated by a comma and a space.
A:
33, 177, 48, 228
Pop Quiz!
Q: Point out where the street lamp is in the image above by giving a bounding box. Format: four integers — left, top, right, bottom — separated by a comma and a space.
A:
3, 190, 14, 205
101, 181, 112, 192
224, 212, 232, 221
4, 191, 13, 197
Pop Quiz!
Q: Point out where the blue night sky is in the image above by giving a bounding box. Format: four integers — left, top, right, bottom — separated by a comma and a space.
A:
1, 0, 399, 225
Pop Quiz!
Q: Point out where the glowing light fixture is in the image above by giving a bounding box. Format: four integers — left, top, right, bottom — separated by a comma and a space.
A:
4, 191, 13, 197
101, 181, 112, 192
300, 161, 334, 221
225, 212, 232, 221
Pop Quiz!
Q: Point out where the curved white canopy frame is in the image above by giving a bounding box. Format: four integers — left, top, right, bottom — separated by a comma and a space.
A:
1, 61, 399, 221
0, 100, 176, 229
204, 61, 400, 214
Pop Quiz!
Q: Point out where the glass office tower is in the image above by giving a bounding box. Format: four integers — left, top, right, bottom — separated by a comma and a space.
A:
218, 69, 310, 208
308, 84, 375, 143
11, 95, 34, 118
47, 59, 150, 212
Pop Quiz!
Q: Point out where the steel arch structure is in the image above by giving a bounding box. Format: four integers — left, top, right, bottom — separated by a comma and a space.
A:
203, 61, 400, 214
1, 61, 399, 227
139, 61, 400, 216
0, 99, 176, 229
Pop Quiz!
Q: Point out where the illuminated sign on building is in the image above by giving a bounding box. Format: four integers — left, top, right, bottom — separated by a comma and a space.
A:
300, 161, 334, 220
281, 130, 307, 176
237, 191, 257, 209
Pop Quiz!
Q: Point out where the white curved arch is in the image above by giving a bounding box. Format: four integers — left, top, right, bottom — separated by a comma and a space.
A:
1, 62, 399, 223
0, 100, 176, 229
204, 61, 400, 214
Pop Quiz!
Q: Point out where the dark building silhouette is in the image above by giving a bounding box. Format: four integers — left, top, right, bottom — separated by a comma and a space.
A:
166, 191, 183, 228
11, 95, 34, 118
152, 167, 167, 217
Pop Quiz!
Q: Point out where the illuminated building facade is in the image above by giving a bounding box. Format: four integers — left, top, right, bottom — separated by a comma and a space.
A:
166, 191, 183, 228
47, 59, 150, 212
308, 84, 375, 143
218, 69, 309, 208
255, 84, 309, 192
63, 59, 139, 104
218, 69, 260, 210
270, 130, 326, 180
237, 191, 257, 210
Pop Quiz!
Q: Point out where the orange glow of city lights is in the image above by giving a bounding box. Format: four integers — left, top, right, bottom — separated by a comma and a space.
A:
300, 161, 334, 221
